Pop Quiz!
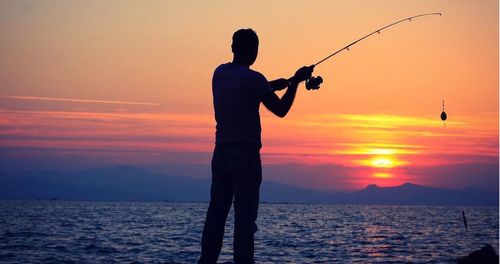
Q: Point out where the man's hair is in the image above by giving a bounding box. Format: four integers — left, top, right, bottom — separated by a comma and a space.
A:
231, 28, 259, 56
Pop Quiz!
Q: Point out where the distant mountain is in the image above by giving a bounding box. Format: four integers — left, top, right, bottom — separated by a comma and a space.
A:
0, 166, 497, 205
0, 166, 209, 201
345, 183, 498, 206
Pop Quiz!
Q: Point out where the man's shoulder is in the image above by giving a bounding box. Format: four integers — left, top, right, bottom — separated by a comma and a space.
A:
214, 63, 265, 80
214, 63, 231, 74
247, 68, 266, 81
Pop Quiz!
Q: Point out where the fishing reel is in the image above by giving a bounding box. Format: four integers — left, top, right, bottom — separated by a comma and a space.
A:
305, 76, 323, 90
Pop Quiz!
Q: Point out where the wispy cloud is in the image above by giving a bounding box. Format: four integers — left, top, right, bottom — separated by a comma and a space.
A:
0, 109, 214, 154
0, 95, 160, 106
0, 108, 497, 190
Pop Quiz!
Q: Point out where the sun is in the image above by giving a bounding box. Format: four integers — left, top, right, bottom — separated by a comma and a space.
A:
370, 158, 394, 168
360, 156, 406, 169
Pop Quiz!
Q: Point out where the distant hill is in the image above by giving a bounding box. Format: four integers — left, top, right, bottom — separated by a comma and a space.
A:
0, 166, 497, 205
346, 183, 498, 206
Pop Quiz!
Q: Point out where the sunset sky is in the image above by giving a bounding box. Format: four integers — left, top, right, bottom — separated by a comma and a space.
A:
0, 0, 498, 192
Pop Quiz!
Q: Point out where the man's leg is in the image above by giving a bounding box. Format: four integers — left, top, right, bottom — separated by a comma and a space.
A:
199, 147, 233, 264
231, 147, 262, 264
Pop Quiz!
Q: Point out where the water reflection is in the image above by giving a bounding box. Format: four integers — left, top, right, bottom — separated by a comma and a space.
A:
0, 201, 497, 263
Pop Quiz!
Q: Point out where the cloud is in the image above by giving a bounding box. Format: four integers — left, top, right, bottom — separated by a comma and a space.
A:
0, 108, 497, 191
0, 95, 159, 106
0, 109, 214, 153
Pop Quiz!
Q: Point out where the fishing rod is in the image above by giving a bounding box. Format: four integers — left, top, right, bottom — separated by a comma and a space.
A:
304, 12, 442, 90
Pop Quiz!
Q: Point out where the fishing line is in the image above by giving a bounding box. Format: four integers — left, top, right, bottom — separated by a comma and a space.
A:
313, 13, 442, 67
303, 13, 442, 90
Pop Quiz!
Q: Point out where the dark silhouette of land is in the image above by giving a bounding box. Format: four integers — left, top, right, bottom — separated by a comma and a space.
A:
0, 166, 497, 206
458, 244, 499, 264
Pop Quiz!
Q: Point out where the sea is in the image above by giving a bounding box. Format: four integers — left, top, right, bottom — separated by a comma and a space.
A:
0, 201, 497, 263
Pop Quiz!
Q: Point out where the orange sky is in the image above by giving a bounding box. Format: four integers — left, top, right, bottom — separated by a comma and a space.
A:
0, 0, 498, 191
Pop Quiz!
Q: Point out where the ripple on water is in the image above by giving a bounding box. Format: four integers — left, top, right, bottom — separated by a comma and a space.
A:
0, 201, 497, 263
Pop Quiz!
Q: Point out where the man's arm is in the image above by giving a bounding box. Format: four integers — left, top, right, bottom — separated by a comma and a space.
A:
268, 78, 289, 91
262, 66, 313, 118
261, 80, 299, 118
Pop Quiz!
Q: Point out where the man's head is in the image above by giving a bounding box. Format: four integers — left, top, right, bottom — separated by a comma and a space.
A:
231, 28, 259, 66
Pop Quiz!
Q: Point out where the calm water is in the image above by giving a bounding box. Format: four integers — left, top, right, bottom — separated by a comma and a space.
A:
0, 201, 497, 263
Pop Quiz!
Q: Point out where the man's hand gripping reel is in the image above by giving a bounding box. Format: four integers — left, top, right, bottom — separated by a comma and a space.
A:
300, 65, 323, 90
271, 65, 324, 91
294, 65, 323, 90
305, 76, 323, 90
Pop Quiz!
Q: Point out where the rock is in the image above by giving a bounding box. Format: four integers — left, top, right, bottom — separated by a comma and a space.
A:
458, 244, 499, 264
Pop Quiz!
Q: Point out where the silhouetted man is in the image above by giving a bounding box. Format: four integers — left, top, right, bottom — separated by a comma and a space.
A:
199, 28, 313, 264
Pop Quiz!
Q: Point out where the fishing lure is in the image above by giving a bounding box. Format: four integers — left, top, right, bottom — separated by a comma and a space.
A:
441, 99, 447, 125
